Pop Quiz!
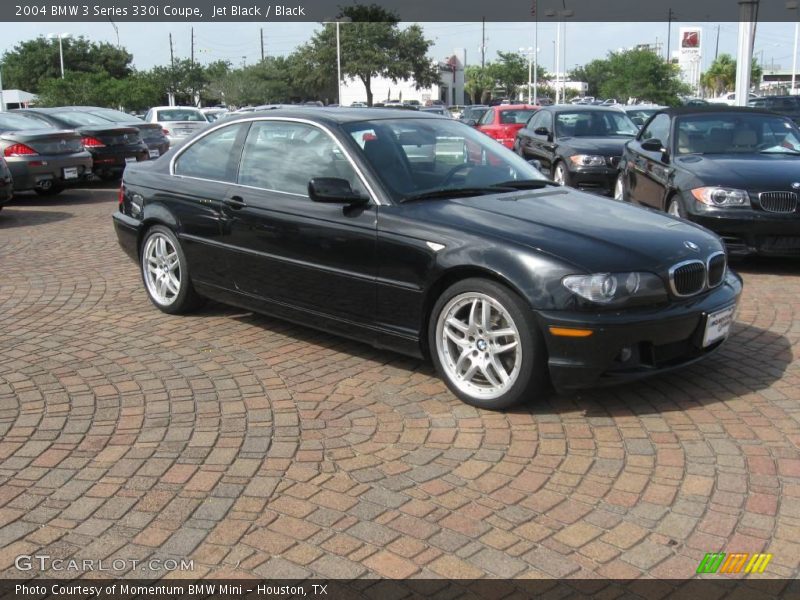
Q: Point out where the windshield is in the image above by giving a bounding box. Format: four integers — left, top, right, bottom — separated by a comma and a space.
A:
0, 113, 54, 132
156, 109, 208, 122
342, 117, 548, 202
676, 113, 800, 155
88, 108, 143, 123
555, 111, 638, 137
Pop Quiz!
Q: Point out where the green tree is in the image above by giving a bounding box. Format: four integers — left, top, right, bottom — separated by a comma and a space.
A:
569, 59, 611, 97
301, 4, 439, 106
465, 65, 494, 104
598, 48, 691, 106
1, 36, 132, 93
700, 53, 762, 96
486, 51, 527, 99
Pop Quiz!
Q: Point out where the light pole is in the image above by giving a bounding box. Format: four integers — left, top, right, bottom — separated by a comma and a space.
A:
788, 1, 799, 94
47, 32, 71, 78
545, 7, 573, 104
322, 17, 352, 105
519, 47, 537, 104
0, 63, 5, 112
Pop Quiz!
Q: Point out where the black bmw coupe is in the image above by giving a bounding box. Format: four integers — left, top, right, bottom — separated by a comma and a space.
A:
618, 106, 800, 257
113, 109, 742, 409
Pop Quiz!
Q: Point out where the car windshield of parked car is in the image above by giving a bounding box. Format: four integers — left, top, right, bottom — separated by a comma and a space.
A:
499, 109, 537, 124
342, 117, 548, 202
88, 108, 143, 123
0, 113, 54, 132
676, 113, 800, 155
45, 111, 114, 127
156, 109, 208, 122
555, 111, 638, 137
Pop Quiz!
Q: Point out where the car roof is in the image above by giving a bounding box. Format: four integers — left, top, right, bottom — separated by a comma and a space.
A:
493, 104, 537, 110
542, 105, 628, 113
214, 107, 444, 125
658, 106, 781, 117
151, 106, 204, 111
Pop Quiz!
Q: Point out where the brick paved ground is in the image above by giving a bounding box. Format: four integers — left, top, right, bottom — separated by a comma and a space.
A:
1, 186, 799, 580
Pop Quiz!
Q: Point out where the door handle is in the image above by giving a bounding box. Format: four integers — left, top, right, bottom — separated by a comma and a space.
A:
223, 195, 247, 209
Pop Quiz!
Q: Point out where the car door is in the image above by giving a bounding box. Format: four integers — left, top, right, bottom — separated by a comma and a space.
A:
168, 121, 249, 287
625, 113, 672, 209
529, 111, 556, 173
220, 118, 378, 326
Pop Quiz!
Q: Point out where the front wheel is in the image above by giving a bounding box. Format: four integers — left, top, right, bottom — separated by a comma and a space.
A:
614, 173, 628, 202
429, 278, 548, 410
552, 162, 570, 187
140, 225, 204, 314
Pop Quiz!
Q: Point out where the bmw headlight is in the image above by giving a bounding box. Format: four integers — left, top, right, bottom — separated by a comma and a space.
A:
562, 272, 667, 307
569, 154, 606, 167
691, 186, 749, 207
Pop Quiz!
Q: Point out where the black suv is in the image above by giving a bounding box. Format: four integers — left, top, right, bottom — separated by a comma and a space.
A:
749, 95, 800, 125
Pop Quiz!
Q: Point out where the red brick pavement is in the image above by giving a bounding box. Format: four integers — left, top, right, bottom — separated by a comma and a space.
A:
0, 187, 798, 579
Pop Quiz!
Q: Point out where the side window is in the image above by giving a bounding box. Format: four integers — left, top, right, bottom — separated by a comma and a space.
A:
478, 109, 495, 126
641, 114, 670, 146
174, 123, 245, 182
238, 121, 367, 198
541, 111, 553, 131
526, 112, 543, 130
144, 109, 152, 122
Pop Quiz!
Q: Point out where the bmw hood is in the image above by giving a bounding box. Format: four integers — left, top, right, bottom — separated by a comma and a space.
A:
675, 153, 800, 191
420, 188, 724, 273
558, 136, 632, 156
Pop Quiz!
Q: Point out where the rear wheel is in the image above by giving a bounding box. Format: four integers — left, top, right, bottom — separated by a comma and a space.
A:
34, 181, 63, 196
429, 278, 547, 410
140, 225, 204, 314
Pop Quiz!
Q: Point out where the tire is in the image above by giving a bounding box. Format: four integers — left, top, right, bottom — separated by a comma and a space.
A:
140, 225, 204, 314
552, 161, 570, 187
34, 183, 64, 196
428, 277, 548, 410
614, 173, 628, 202
667, 196, 687, 219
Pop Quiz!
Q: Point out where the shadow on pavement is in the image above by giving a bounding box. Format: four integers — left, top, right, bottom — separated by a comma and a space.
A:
0, 207, 73, 228
730, 255, 800, 276
8, 186, 117, 208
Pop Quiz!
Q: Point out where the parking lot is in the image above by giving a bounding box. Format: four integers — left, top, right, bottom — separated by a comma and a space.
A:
1, 186, 799, 580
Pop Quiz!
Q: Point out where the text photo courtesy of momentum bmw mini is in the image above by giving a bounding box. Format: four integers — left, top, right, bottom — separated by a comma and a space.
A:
114, 109, 741, 410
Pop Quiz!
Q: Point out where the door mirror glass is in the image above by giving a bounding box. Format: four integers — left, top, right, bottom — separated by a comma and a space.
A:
641, 138, 665, 152
533, 127, 550, 136
308, 177, 368, 204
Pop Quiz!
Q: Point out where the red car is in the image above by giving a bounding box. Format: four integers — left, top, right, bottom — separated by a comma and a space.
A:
476, 104, 539, 149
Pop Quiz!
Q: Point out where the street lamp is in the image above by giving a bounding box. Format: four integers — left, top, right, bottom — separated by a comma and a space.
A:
322, 17, 352, 105
519, 47, 539, 104
544, 7, 574, 104
47, 32, 72, 78
788, 1, 799, 94
0, 63, 5, 112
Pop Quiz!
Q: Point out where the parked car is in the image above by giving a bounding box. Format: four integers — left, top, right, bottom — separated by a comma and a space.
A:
350, 102, 368, 108
477, 104, 539, 149
0, 158, 13, 209
537, 96, 554, 106
420, 106, 451, 117
61, 106, 170, 159
748, 95, 800, 125
459, 105, 489, 126
114, 108, 742, 409
619, 105, 665, 129
0, 111, 93, 194
200, 108, 229, 123
143, 106, 209, 145
617, 106, 800, 256
708, 92, 759, 106
515, 105, 638, 195
14, 108, 148, 180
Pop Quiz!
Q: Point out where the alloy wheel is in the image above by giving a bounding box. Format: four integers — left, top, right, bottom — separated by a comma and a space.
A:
614, 174, 625, 201
554, 164, 566, 186
142, 233, 181, 306
435, 292, 523, 401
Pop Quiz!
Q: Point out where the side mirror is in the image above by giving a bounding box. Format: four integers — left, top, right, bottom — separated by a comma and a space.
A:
308, 178, 368, 204
641, 138, 665, 153
533, 127, 550, 136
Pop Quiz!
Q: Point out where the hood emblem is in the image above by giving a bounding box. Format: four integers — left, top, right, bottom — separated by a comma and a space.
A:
792, 182, 800, 190
426, 241, 445, 252
684, 241, 700, 252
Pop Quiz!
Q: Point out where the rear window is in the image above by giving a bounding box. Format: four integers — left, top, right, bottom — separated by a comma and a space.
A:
47, 111, 113, 127
0, 113, 54, 132
88, 108, 143, 123
156, 109, 207, 122
499, 109, 537, 124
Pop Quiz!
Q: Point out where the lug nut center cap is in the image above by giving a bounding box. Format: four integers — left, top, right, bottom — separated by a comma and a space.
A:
476, 339, 488, 352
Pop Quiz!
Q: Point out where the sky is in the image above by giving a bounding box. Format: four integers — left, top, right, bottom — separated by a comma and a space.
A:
0, 21, 796, 76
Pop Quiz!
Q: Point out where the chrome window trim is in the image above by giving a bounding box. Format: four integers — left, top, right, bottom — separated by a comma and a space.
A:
705, 251, 727, 289
169, 116, 385, 206
668, 259, 706, 298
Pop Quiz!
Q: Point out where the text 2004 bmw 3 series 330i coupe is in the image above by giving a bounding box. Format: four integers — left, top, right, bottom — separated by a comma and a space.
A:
113, 109, 742, 410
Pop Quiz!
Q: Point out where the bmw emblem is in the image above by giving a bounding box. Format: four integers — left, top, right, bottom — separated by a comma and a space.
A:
792, 182, 800, 190
684, 241, 700, 252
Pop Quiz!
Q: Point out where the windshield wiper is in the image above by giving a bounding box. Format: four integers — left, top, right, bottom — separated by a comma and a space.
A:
400, 186, 515, 203
490, 179, 560, 190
